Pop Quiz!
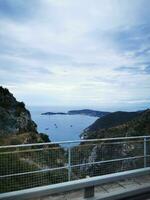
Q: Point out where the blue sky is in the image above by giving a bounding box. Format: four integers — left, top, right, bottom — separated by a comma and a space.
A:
0, 0, 150, 111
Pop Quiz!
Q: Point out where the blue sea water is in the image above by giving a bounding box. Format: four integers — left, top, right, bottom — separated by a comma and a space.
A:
29, 106, 98, 142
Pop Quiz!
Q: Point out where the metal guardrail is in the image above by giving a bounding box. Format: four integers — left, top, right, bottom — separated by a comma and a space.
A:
1, 167, 150, 200
0, 136, 150, 194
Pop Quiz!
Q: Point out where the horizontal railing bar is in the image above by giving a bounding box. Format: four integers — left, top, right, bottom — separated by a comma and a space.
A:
72, 140, 144, 148
70, 155, 150, 168
0, 140, 144, 155
0, 146, 62, 155
1, 167, 150, 200
0, 136, 149, 149
1, 155, 149, 178
0, 166, 68, 178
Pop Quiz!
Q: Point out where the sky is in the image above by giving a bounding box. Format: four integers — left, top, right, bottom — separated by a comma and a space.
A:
0, 0, 150, 111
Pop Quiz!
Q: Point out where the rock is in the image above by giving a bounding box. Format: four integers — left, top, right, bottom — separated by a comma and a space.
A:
0, 86, 49, 144
0, 86, 37, 135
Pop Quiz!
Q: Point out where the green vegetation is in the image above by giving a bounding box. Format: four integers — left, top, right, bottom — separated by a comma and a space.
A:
0, 86, 68, 193
0, 148, 68, 192
73, 109, 150, 181
0, 86, 37, 135
82, 109, 150, 139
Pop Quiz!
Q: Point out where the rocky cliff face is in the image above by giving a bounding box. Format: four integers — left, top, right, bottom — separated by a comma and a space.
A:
0, 86, 37, 135
0, 86, 49, 145
75, 109, 150, 177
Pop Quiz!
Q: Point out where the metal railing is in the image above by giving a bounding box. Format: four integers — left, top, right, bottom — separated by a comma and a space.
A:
0, 136, 150, 193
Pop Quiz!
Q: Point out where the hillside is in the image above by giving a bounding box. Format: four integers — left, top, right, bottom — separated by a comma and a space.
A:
0, 86, 49, 145
0, 86, 67, 192
67, 109, 110, 117
82, 109, 150, 139
75, 109, 150, 179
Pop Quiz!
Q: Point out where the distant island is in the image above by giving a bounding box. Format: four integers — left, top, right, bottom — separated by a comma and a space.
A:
41, 109, 110, 117
41, 112, 66, 115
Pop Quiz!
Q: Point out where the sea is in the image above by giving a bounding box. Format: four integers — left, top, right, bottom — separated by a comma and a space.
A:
28, 106, 98, 142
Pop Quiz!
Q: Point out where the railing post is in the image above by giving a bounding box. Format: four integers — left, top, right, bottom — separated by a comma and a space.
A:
68, 144, 71, 181
84, 186, 95, 199
144, 137, 147, 168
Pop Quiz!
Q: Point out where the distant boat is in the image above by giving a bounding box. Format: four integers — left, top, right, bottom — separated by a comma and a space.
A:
45, 128, 49, 130
70, 125, 73, 127
54, 124, 58, 128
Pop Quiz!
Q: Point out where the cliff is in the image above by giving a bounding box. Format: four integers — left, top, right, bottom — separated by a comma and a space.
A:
0, 86, 49, 145
73, 109, 150, 178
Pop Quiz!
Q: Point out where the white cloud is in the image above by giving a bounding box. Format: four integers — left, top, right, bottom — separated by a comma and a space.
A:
0, 0, 150, 110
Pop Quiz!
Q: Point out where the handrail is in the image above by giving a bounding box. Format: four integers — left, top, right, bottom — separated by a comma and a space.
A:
0, 135, 149, 196
1, 167, 150, 200
0, 135, 149, 148
1, 155, 149, 179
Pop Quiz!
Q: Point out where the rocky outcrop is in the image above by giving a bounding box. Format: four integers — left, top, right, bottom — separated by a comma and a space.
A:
0, 86, 50, 145
0, 86, 37, 135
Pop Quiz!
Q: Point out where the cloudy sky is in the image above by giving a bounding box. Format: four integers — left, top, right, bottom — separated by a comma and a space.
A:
0, 0, 150, 111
